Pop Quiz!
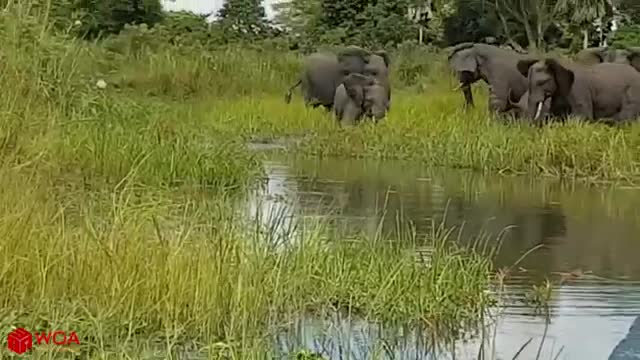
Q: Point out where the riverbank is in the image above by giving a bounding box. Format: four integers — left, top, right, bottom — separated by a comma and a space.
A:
26, 9, 639, 185
0, 168, 495, 356
197, 91, 640, 185
0, 13, 498, 358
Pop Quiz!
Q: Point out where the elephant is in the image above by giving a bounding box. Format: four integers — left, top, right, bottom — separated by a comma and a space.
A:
516, 58, 640, 124
284, 46, 391, 111
574, 46, 640, 72
447, 42, 531, 113
332, 73, 389, 126
506, 90, 552, 124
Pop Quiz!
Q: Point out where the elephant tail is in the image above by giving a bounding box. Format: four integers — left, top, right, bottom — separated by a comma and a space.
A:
284, 79, 302, 104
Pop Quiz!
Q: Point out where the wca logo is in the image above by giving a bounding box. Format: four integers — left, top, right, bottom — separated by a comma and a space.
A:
7, 328, 80, 354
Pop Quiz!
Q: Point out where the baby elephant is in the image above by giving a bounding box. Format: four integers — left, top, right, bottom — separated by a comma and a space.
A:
333, 73, 390, 126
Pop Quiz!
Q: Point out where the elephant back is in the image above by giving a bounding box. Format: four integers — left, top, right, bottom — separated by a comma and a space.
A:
303, 52, 344, 107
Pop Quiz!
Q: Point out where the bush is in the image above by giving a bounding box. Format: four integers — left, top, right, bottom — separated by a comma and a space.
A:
610, 24, 640, 48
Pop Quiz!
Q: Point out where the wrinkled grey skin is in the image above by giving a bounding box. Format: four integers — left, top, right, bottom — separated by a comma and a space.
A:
447, 42, 530, 113
575, 47, 640, 72
517, 58, 640, 124
506, 90, 552, 124
333, 73, 390, 126
284, 46, 391, 111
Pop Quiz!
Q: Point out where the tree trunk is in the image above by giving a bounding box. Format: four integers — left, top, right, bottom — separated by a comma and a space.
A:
599, 17, 605, 46
582, 29, 589, 49
523, 19, 536, 49
536, 9, 544, 50
518, 0, 536, 49
607, 0, 620, 45
495, 3, 517, 46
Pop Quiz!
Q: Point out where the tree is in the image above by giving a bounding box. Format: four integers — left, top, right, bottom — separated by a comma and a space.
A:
556, 0, 612, 48
217, 0, 272, 40
73, 0, 163, 39
272, 0, 324, 49
443, 0, 500, 46
489, 0, 563, 50
275, 0, 425, 47
619, 0, 640, 22
356, 0, 421, 46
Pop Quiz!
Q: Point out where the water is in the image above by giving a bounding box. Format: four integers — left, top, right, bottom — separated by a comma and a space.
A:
247, 154, 640, 359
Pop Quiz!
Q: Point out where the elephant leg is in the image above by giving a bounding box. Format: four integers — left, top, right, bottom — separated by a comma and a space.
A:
571, 100, 594, 122
340, 102, 361, 127
341, 117, 357, 127
488, 91, 509, 114
614, 87, 640, 125
306, 99, 324, 109
613, 108, 640, 125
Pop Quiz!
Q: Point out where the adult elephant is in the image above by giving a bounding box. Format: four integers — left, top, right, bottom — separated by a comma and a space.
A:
506, 90, 552, 123
447, 42, 530, 113
575, 46, 640, 72
516, 58, 640, 124
284, 46, 391, 111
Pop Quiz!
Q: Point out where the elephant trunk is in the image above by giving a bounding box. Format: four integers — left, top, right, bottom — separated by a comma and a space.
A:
457, 71, 476, 107
372, 110, 386, 121
462, 85, 474, 107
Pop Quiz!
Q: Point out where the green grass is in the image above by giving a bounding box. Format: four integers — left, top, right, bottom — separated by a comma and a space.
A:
73, 14, 640, 185
7, 1, 640, 357
189, 90, 640, 185
0, 6, 500, 358
0, 164, 495, 358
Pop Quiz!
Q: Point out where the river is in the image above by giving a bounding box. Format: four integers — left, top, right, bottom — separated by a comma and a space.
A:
245, 153, 640, 360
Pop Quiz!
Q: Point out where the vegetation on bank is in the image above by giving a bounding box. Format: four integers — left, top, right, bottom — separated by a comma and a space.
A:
0, 0, 635, 357
0, 6, 498, 358
0, 173, 495, 356
76, 21, 640, 185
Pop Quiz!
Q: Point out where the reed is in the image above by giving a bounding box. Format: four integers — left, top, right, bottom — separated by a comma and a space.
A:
0, 6, 499, 358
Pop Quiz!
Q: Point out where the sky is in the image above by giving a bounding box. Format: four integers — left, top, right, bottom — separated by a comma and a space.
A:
161, 0, 282, 20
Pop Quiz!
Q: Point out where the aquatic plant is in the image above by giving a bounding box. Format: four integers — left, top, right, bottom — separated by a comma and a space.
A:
0, 5, 499, 358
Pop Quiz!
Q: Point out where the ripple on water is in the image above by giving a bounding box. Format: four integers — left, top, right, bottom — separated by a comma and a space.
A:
247, 155, 640, 359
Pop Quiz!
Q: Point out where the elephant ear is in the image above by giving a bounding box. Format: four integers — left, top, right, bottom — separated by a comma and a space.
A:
342, 73, 374, 107
374, 50, 390, 67
546, 58, 575, 96
516, 58, 539, 78
449, 48, 479, 74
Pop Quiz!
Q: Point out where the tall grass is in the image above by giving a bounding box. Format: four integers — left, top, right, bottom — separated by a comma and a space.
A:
0, 3, 499, 358
186, 91, 640, 184
0, 165, 495, 357
87, 26, 640, 184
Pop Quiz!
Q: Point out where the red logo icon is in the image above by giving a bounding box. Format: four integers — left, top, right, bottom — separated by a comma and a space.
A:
7, 328, 33, 354
7, 327, 80, 354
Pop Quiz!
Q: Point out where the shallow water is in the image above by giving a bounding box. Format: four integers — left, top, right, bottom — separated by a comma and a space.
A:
246, 154, 640, 359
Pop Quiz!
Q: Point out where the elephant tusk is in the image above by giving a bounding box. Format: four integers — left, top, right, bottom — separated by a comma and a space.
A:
452, 83, 464, 91
534, 102, 543, 120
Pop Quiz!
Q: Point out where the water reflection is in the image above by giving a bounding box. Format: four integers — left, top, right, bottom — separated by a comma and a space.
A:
251, 155, 640, 280
246, 154, 640, 359
271, 290, 640, 359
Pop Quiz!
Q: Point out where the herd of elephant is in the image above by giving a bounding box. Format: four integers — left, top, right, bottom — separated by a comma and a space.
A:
283, 43, 640, 126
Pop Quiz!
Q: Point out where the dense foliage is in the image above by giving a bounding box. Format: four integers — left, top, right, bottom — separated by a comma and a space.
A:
40, 0, 639, 51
